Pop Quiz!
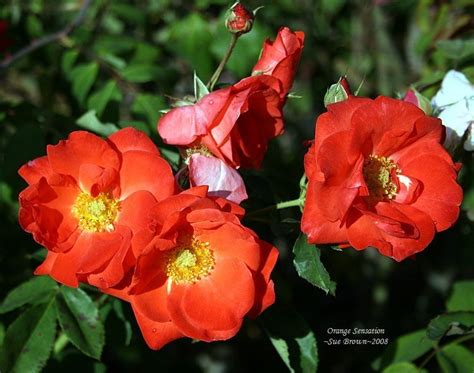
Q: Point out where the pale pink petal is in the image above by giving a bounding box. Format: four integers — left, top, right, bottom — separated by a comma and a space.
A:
188, 154, 248, 204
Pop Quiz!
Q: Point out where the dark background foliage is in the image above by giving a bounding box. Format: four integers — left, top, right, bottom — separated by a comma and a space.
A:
0, 0, 473, 372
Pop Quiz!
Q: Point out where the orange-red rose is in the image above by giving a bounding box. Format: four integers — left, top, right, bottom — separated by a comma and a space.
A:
158, 75, 284, 169
252, 27, 305, 99
301, 96, 463, 261
107, 186, 278, 349
18, 128, 176, 288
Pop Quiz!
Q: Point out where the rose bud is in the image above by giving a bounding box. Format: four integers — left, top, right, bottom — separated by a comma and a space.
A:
403, 88, 432, 115
225, 2, 254, 35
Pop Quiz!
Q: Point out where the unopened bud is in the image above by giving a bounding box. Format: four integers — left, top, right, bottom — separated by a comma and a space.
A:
324, 77, 352, 107
225, 2, 254, 35
403, 88, 432, 115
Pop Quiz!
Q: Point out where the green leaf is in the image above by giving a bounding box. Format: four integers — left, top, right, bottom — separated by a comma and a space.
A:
61, 49, 79, 76
437, 344, 474, 373
131, 93, 166, 128
94, 35, 137, 55
0, 276, 58, 314
372, 329, 434, 370
118, 120, 150, 135
436, 39, 474, 60
447, 281, 474, 312
70, 62, 99, 104
76, 110, 120, 136
87, 80, 122, 117
194, 72, 209, 100
109, 3, 146, 24
26, 14, 43, 38
427, 312, 474, 342
56, 287, 105, 360
131, 42, 160, 64
168, 13, 214, 79
0, 323, 5, 347
382, 362, 425, 373
97, 51, 127, 70
120, 64, 160, 83
263, 305, 318, 373
0, 299, 57, 373
159, 147, 180, 169
293, 233, 336, 295
112, 299, 132, 346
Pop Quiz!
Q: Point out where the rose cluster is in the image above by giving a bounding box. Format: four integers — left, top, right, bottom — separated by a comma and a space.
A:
17, 27, 304, 350
17, 16, 465, 352
158, 27, 305, 204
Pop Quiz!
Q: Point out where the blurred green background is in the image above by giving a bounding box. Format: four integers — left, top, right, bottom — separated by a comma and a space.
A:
0, 0, 473, 372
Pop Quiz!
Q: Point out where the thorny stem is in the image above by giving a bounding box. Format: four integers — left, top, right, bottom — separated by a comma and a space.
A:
0, 0, 92, 73
206, 33, 239, 91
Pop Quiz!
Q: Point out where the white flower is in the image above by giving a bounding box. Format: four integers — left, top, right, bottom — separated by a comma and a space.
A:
432, 70, 474, 151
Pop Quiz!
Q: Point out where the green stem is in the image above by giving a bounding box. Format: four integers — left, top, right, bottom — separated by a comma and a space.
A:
206, 33, 239, 91
246, 198, 303, 217
418, 333, 474, 369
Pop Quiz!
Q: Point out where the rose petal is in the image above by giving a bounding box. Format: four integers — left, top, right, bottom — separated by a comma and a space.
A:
188, 154, 248, 204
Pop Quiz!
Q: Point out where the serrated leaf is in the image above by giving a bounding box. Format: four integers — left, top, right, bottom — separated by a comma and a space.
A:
87, 80, 122, 117
194, 72, 209, 100
263, 305, 318, 373
0, 276, 58, 314
120, 64, 160, 83
0, 299, 57, 373
427, 312, 474, 342
382, 362, 425, 373
447, 281, 474, 312
70, 62, 99, 104
131, 93, 166, 128
293, 233, 336, 295
372, 329, 434, 370
56, 287, 105, 360
76, 110, 120, 136
436, 344, 474, 373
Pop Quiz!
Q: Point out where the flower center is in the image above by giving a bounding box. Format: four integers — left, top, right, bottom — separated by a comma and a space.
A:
166, 239, 215, 285
184, 145, 213, 164
363, 155, 400, 200
71, 192, 120, 232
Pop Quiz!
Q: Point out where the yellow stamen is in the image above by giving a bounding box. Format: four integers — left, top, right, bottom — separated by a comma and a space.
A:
363, 155, 400, 200
184, 145, 213, 164
166, 238, 215, 285
71, 192, 120, 232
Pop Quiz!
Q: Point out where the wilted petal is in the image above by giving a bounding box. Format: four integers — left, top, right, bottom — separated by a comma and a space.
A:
188, 154, 248, 204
